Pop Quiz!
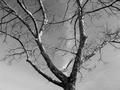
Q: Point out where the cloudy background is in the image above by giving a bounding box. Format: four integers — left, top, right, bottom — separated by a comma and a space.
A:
0, 0, 120, 90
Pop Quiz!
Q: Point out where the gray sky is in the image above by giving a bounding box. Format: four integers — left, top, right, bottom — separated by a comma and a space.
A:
1, 0, 120, 90
1, 43, 120, 90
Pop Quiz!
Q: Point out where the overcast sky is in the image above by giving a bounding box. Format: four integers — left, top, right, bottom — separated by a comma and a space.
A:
1, 0, 120, 90
1, 43, 120, 90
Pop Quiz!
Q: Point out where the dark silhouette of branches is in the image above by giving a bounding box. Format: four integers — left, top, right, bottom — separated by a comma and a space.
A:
0, 0, 120, 90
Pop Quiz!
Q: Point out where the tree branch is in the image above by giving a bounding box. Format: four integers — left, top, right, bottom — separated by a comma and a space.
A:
35, 40, 68, 83
85, 0, 117, 15
37, 0, 48, 33
0, 0, 36, 37
17, 0, 38, 38
26, 60, 64, 87
69, 0, 87, 84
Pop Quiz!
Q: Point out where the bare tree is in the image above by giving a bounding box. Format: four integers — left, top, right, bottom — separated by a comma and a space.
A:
0, 0, 120, 90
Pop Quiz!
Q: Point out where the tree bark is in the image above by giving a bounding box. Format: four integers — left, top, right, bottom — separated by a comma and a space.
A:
64, 83, 75, 90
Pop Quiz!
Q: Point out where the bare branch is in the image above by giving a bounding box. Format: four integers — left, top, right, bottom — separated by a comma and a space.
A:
0, 30, 29, 60
17, 0, 38, 37
0, 0, 36, 37
85, 0, 117, 15
26, 60, 64, 87
69, 0, 87, 84
35, 39, 68, 83
37, 0, 48, 33
82, 0, 89, 8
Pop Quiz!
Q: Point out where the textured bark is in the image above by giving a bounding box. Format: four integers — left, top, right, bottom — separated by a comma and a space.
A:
64, 83, 75, 90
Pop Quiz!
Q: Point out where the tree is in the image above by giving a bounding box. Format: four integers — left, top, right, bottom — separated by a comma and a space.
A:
0, 0, 120, 90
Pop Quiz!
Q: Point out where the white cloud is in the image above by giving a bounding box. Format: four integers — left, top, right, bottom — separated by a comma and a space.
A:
78, 45, 120, 90
0, 62, 61, 90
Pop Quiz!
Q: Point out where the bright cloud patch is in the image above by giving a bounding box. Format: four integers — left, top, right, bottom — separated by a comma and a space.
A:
0, 62, 60, 90
78, 45, 120, 90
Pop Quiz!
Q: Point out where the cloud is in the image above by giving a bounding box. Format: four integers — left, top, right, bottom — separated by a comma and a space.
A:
78, 45, 120, 90
0, 62, 61, 90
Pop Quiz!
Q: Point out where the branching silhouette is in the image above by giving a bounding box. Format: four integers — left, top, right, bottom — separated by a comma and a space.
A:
0, 0, 120, 90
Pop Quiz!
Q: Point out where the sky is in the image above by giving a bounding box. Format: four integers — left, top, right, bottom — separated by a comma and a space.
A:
0, 61, 62, 90
77, 44, 120, 90
1, 0, 120, 90
1, 43, 120, 90
0, 39, 62, 90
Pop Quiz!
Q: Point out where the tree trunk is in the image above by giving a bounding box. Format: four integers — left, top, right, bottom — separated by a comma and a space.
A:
64, 83, 76, 90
